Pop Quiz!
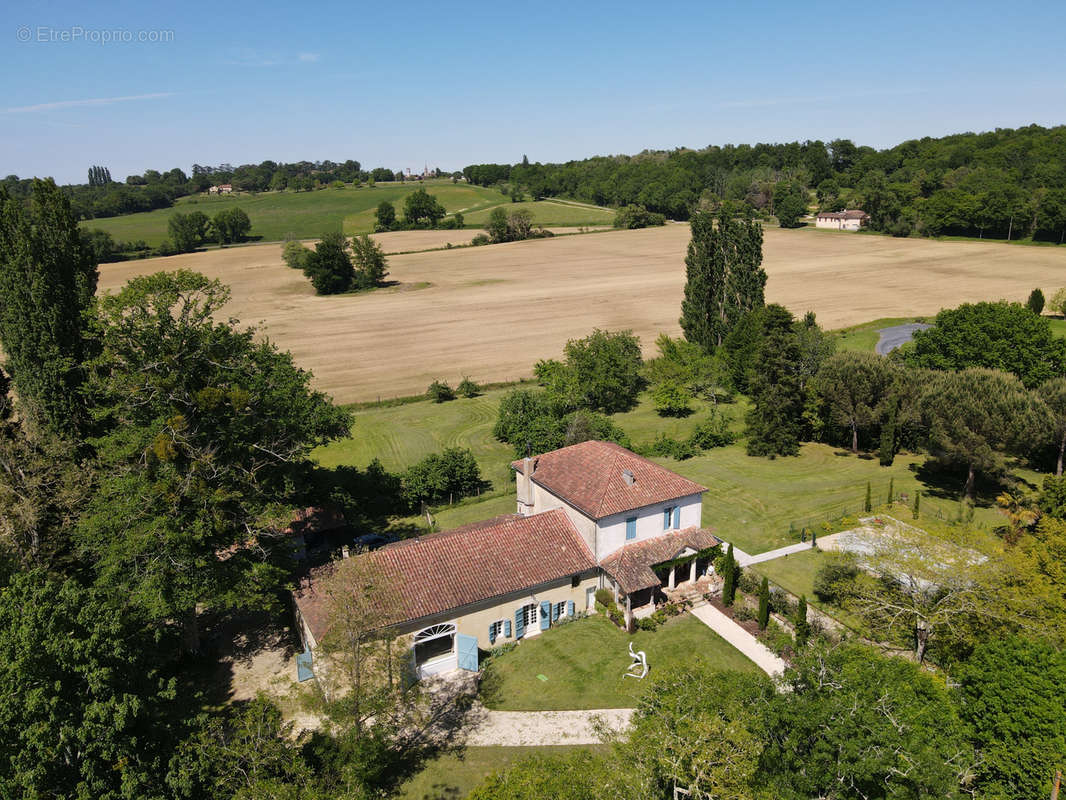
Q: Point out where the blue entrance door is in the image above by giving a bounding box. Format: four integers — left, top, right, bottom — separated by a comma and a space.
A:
456, 633, 479, 671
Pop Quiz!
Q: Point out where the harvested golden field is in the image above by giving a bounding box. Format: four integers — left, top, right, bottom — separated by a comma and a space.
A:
97, 226, 1066, 404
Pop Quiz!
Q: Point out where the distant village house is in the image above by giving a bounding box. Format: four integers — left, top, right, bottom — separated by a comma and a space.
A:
815, 209, 869, 230
207, 184, 233, 195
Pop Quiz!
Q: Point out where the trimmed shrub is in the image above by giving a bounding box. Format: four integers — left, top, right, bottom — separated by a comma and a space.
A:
733, 604, 755, 622
594, 588, 614, 608
652, 380, 693, 417
636, 617, 657, 632
813, 561, 860, 604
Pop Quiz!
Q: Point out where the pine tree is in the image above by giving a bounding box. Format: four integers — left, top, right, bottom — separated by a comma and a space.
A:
795, 595, 810, 646
0, 180, 98, 436
721, 544, 736, 607
757, 576, 770, 630
680, 210, 766, 351
864, 482, 872, 513
887, 477, 894, 505
1028, 288, 1045, 315
879, 397, 897, 466
913, 490, 921, 519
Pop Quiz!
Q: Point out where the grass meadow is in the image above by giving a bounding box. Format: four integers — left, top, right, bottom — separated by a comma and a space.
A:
313, 386, 1022, 553
78, 182, 613, 247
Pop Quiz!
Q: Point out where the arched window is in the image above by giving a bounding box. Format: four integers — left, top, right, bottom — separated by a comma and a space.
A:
413, 622, 456, 664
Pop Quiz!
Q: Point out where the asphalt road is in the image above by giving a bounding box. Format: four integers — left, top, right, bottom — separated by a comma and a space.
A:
876, 322, 932, 355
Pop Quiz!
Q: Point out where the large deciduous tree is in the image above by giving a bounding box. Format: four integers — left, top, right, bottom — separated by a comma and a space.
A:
77, 270, 351, 644
303, 231, 355, 294
919, 368, 1052, 498
402, 188, 445, 227
0, 570, 179, 799
0, 179, 98, 436
680, 210, 765, 351
957, 637, 1066, 800
904, 301, 1066, 388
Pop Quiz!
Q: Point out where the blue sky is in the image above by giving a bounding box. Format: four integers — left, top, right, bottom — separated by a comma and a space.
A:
3, 0, 1065, 184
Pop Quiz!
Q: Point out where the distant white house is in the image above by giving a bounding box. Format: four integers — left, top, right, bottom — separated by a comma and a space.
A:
207, 184, 233, 195
816, 209, 869, 230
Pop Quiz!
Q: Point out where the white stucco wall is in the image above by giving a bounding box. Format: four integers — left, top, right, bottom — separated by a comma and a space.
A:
593, 492, 703, 560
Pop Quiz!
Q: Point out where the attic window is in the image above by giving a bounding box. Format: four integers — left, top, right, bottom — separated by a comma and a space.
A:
622, 469, 635, 486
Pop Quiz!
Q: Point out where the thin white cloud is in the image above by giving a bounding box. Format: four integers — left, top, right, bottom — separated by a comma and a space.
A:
713, 87, 928, 110
5, 92, 174, 113
225, 50, 321, 67
298, 52, 320, 63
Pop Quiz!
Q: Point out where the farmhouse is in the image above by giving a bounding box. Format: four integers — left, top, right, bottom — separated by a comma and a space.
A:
815, 209, 869, 230
207, 183, 233, 195
293, 441, 720, 679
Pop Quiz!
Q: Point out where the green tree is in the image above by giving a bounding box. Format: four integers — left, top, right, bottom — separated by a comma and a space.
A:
651, 379, 693, 417
722, 543, 737, 606
303, 231, 354, 294
913, 489, 921, 518
168, 211, 211, 253
350, 234, 388, 288
563, 329, 643, 413
774, 184, 807, 228
919, 368, 1052, 498
757, 576, 770, 629
374, 200, 396, 231
1028, 287, 1046, 315
904, 301, 1066, 388
426, 379, 455, 403
211, 207, 251, 245
887, 477, 894, 504
485, 206, 509, 242
763, 642, 972, 800
402, 188, 445, 227
815, 351, 897, 453
0, 179, 98, 436
0, 570, 179, 799
864, 481, 872, 512
401, 447, 483, 507
745, 305, 805, 457
468, 751, 612, 800
78, 271, 351, 644
1039, 376, 1066, 475
957, 637, 1066, 800
457, 376, 480, 398
167, 697, 313, 799
680, 210, 766, 351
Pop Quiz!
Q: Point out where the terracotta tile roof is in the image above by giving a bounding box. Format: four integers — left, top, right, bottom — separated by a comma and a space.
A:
599, 527, 721, 593
293, 509, 596, 642
816, 209, 869, 220
512, 441, 707, 520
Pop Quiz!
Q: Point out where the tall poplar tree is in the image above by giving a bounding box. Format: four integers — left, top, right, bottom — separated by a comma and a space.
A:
680, 210, 766, 351
0, 179, 98, 436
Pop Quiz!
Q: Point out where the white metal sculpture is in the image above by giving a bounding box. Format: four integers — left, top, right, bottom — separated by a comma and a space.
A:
625, 640, 648, 679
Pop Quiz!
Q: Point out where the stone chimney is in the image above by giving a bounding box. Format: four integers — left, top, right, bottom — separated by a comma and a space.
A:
622, 469, 636, 486
517, 457, 534, 514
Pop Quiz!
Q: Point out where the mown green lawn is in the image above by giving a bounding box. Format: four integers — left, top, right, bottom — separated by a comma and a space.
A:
314, 387, 1018, 551
79, 180, 507, 246
397, 745, 609, 800
479, 614, 758, 711
463, 199, 615, 228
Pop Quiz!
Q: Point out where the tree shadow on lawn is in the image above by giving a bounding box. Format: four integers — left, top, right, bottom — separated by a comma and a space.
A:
909, 458, 1038, 508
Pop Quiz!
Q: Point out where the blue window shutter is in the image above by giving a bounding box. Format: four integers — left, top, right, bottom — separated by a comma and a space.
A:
663, 508, 671, 530
673, 506, 681, 529
551, 602, 559, 621
567, 600, 575, 616
456, 633, 479, 671
626, 517, 637, 540
515, 608, 525, 639
504, 619, 512, 638
539, 601, 551, 630
488, 624, 496, 645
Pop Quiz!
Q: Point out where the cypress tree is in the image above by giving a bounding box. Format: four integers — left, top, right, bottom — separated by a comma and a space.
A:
0, 179, 98, 436
811, 528, 817, 547
757, 576, 770, 630
1028, 288, 1045, 315
887, 477, 894, 505
680, 210, 766, 352
864, 481, 872, 513
795, 594, 810, 647
745, 305, 804, 456
721, 543, 736, 607
913, 490, 921, 519
878, 399, 897, 466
